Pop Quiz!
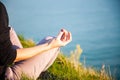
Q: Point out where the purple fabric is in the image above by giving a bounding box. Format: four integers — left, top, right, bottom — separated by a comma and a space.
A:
5, 28, 60, 80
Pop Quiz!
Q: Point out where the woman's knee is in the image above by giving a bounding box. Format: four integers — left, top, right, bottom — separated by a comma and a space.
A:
37, 36, 55, 45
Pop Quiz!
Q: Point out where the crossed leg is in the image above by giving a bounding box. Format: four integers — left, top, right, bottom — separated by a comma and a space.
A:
5, 27, 60, 80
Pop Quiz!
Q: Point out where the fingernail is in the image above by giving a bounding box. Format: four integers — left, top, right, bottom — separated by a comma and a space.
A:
61, 29, 63, 32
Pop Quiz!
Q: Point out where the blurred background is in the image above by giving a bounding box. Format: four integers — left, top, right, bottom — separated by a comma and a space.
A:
1, 0, 120, 79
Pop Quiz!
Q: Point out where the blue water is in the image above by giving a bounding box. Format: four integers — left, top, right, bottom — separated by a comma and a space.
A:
1, 0, 120, 79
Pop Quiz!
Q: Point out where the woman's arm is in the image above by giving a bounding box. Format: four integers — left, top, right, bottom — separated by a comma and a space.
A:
14, 29, 72, 62
15, 42, 50, 62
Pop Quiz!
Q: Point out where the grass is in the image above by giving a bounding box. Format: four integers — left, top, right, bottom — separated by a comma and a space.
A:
18, 35, 112, 80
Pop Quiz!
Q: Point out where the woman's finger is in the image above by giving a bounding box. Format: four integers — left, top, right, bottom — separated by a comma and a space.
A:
57, 29, 67, 40
69, 32, 72, 41
57, 30, 64, 39
61, 32, 66, 41
66, 32, 70, 41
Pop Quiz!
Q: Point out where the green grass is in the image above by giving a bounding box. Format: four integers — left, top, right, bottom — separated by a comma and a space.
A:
18, 35, 112, 80
18, 35, 35, 47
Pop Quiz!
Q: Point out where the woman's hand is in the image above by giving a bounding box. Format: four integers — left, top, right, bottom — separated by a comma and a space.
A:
15, 29, 72, 62
49, 29, 72, 48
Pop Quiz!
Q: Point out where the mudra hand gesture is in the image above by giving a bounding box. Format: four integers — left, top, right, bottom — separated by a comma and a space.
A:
49, 29, 72, 48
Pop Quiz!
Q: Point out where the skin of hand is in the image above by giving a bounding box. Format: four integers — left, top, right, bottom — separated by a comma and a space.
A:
15, 29, 72, 62
49, 29, 72, 48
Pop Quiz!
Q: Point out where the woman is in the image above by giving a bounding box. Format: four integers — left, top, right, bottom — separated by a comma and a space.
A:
0, 2, 72, 80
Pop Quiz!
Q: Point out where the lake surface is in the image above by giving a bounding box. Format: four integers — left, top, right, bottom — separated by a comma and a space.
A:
1, 0, 120, 79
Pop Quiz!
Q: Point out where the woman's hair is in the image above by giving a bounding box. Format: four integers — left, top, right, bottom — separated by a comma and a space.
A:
0, 1, 9, 30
